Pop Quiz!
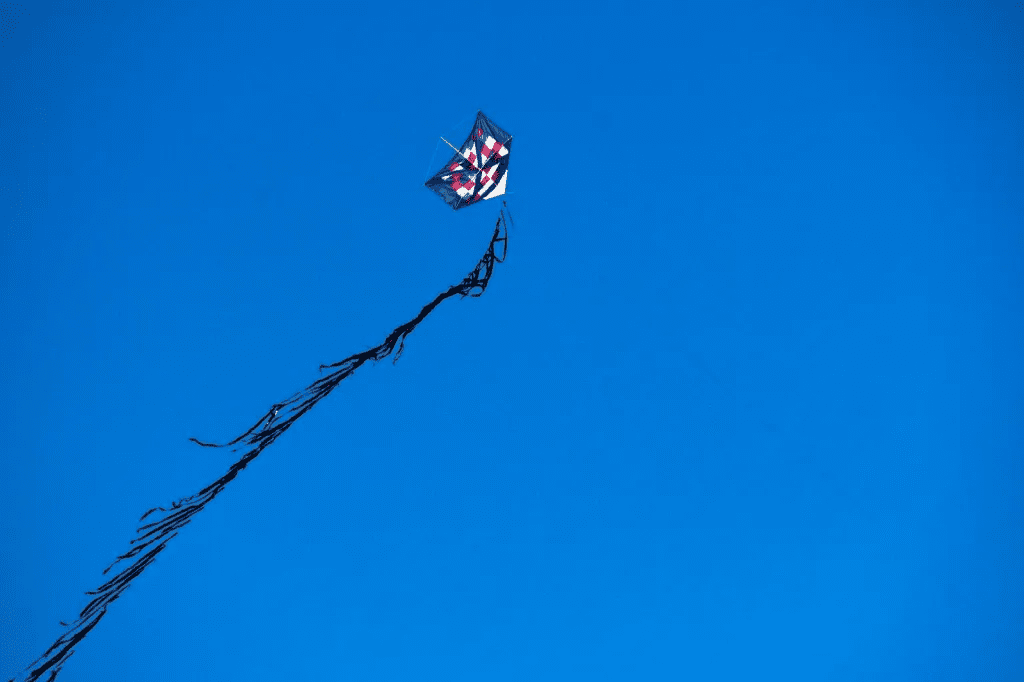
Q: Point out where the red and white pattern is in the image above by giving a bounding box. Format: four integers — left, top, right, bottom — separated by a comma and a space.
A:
442, 171, 477, 197
461, 143, 480, 169
452, 172, 477, 197
477, 163, 501, 196
442, 162, 479, 198
480, 136, 508, 164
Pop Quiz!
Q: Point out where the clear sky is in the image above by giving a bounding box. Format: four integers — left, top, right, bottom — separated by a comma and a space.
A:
1, 1, 1022, 680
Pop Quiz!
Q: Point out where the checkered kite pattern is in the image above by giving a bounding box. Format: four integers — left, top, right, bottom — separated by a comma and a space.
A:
425, 111, 512, 210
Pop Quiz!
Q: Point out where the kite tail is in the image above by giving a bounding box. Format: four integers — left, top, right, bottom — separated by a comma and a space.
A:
8, 213, 510, 682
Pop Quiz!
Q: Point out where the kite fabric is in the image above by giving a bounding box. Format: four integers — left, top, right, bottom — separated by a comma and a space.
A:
9, 206, 512, 682
424, 111, 512, 210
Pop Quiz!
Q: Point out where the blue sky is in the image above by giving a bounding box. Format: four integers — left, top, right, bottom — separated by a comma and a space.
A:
1, 1, 1021, 680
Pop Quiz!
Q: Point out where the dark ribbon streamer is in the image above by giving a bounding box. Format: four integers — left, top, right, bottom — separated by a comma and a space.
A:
9, 208, 510, 682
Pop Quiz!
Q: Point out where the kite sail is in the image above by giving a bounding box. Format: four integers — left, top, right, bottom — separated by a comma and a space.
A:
424, 111, 512, 210
8, 112, 513, 682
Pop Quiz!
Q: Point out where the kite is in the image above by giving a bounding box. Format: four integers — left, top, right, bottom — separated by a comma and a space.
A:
424, 110, 512, 210
9, 111, 513, 682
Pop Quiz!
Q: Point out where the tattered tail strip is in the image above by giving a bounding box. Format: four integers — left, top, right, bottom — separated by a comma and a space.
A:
9, 213, 510, 682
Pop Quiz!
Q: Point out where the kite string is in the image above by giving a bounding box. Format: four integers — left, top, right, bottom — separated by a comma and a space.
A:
8, 213, 510, 682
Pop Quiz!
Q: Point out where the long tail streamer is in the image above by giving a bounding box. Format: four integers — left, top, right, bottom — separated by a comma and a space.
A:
9, 209, 510, 682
